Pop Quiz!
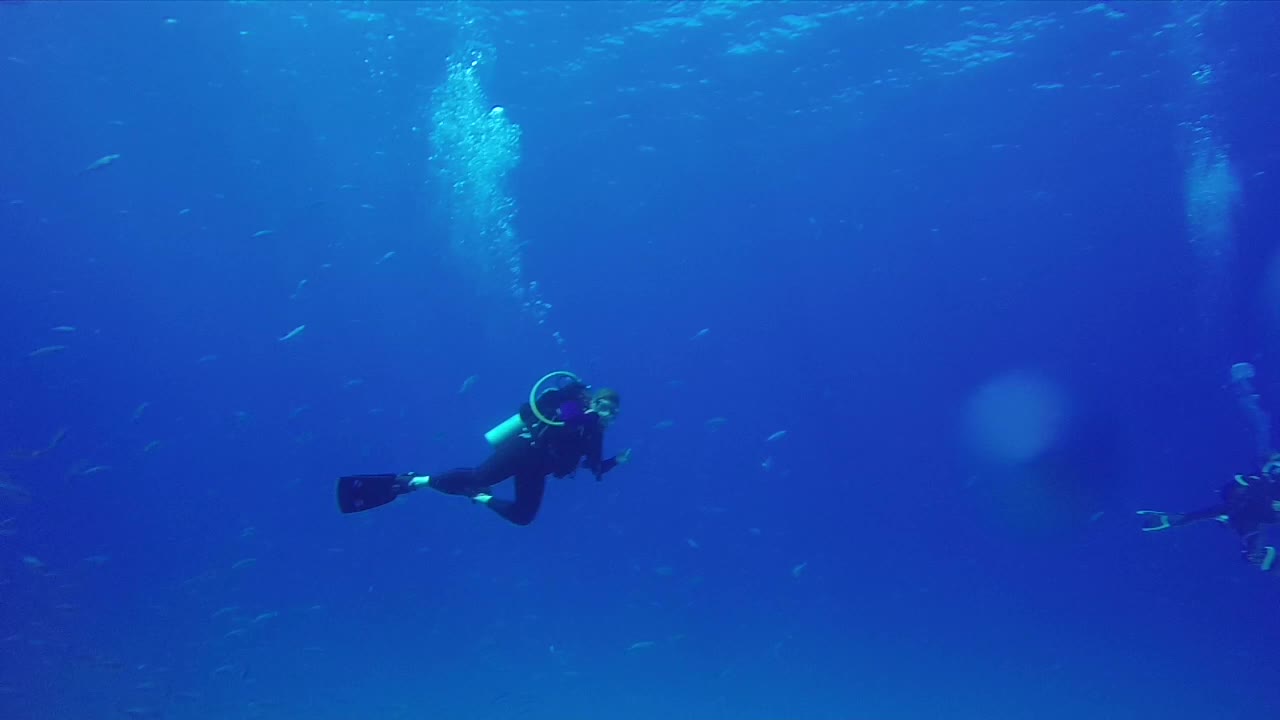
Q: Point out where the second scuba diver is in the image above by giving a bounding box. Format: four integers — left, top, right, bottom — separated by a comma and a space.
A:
1137, 362, 1280, 574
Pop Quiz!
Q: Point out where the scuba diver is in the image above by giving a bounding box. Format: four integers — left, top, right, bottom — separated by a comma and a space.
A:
1137, 362, 1280, 573
1138, 469, 1280, 573
336, 372, 630, 526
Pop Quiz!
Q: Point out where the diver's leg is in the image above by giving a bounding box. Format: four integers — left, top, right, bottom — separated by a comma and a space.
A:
1231, 362, 1274, 463
414, 467, 486, 496
411, 441, 528, 497
1239, 527, 1277, 572
482, 472, 547, 526
1138, 503, 1228, 531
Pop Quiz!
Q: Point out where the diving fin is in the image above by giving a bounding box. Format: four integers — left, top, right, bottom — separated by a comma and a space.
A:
1137, 510, 1174, 531
337, 473, 408, 514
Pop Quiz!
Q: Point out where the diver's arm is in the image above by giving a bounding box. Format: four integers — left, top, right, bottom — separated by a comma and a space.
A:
582, 424, 628, 480
1240, 529, 1277, 571
583, 426, 610, 479
590, 456, 619, 480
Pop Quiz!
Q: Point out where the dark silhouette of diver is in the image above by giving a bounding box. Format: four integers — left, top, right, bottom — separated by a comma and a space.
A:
1138, 472, 1280, 572
1138, 362, 1280, 573
337, 374, 630, 526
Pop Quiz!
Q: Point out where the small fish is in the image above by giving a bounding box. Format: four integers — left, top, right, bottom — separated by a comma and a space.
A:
376, 251, 396, 264
47, 427, 68, 449
142, 440, 161, 453
626, 640, 656, 651
459, 375, 478, 394
251, 229, 275, 239
766, 430, 787, 442
0, 478, 32, 503
76, 465, 111, 477
690, 328, 710, 340
231, 558, 257, 570
653, 419, 675, 430
132, 402, 150, 420
792, 562, 807, 578
28, 345, 67, 358
49, 326, 76, 333
21, 427, 68, 459
278, 324, 306, 342
211, 605, 239, 619
177, 208, 191, 215
252, 611, 278, 623
79, 154, 120, 174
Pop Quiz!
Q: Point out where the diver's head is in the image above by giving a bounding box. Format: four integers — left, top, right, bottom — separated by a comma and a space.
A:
590, 387, 620, 427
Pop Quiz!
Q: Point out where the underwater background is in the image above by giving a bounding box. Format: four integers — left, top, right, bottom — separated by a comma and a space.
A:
2, 1, 1279, 718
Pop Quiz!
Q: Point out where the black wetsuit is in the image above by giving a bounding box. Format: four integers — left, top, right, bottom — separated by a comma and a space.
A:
1170, 475, 1280, 568
424, 386, 619, 525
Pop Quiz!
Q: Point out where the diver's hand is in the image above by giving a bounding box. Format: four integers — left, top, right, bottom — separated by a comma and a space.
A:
617, 448, 632, 465
1137, 510, 1180, 531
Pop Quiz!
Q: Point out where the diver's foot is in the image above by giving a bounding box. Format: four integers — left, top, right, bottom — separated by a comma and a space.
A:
406, 474, 430, 491
472, 492, 493, 506
1231, 362, 1257, 395
1231, 362, 1256, 383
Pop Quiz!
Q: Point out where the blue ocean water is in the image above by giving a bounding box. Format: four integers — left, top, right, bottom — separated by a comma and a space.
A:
2, 1, 1279, 718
